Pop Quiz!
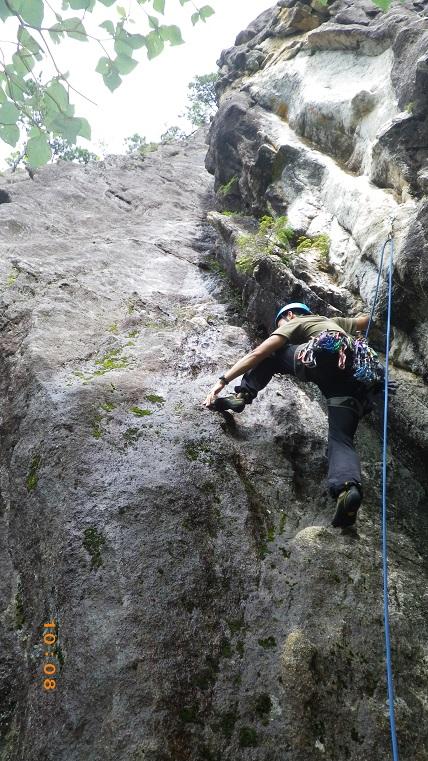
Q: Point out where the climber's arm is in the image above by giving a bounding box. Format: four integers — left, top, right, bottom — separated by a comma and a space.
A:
354, 314, 370, 332
203, 334, 286, 407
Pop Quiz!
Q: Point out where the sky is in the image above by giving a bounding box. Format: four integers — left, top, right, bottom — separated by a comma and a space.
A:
0, 0, 275, 166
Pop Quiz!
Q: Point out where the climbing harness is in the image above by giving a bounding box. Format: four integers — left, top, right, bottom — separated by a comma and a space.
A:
367, 226, 400, 761
296, 330, 384, 386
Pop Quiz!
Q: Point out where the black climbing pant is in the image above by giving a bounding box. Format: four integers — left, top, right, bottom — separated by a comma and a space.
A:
235, 343, 368, 498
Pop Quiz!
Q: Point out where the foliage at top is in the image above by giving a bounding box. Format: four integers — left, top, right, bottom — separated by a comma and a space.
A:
184, 71, 217, 126
0, 0, 216, 167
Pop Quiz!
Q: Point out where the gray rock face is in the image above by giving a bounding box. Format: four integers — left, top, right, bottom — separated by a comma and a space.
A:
0, 5, 427, 761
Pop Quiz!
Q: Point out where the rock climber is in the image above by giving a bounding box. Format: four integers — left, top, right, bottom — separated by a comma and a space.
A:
203, 302, 389, 528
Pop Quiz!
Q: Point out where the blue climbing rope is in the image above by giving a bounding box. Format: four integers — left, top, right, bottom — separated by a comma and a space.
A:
381, 235, 400, 761
367, 233, 400, 761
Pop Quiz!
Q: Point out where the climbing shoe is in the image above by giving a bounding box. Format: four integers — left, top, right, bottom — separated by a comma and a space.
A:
331, 484, 362, 528
209, 391, 250, 413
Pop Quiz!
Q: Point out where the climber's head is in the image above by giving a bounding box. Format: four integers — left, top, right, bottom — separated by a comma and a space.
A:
275, 302, 312, 327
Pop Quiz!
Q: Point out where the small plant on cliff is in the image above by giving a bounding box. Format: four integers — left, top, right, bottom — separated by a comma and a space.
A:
235, 215, 294, 274
296, 233, 330, 259
218, 176, 238, 197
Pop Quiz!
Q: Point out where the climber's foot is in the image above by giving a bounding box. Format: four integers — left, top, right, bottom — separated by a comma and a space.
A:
208, 392, 249, 413
332, 484, 362, 528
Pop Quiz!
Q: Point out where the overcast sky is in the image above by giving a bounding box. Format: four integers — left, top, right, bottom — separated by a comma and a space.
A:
0, 0, 275, 166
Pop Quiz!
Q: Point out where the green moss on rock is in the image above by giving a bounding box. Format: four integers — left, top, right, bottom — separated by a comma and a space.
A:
239, 726, 258, 748
145, 394, 165, 404
82, 526, 106, 570
258, 636, 277, 650
130, 406, 152, 417
26, 454, 41, 491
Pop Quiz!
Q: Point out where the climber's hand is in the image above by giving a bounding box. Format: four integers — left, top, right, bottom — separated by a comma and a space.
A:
203, 380, 225, 408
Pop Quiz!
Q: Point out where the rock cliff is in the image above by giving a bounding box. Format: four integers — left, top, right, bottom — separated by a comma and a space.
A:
0, 2, 427, 760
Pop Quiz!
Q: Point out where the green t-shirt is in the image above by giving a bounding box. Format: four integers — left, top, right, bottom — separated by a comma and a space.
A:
271, 314, 359, 344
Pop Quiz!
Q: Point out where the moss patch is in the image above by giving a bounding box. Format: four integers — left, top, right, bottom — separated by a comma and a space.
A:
218, 710, 238, 739
220, 636, 233, 658
179, 704, 201, 724
6, 268, 18, 286
82, 526, 106, 570
26, 454, 41, 491
100, 401, 116, 412
258, 636, 277, 650
144, 394, 165, 404
184, 440, 212, 462
122, 427, 142, 446
91, 414, 103, 439
239, 726, 258, 748
255, 693, 272, 718
94, 348, 129, 376
130, 406, 152, 417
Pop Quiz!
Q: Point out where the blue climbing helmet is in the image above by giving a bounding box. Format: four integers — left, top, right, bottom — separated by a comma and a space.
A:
275, 302, 312, 327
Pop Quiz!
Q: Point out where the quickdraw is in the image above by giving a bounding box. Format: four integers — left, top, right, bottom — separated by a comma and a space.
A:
297, 330, 384, 385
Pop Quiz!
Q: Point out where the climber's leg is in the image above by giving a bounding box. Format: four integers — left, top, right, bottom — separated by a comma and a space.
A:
326, 398, 363, 527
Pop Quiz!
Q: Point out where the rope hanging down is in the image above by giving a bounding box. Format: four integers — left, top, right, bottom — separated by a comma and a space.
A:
367, 232, 400, 761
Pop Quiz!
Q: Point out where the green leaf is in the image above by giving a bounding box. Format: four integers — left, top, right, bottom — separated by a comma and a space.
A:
12, 50, 34, 77
6, 0, 24, 12
48, 24, 65, 44
68, 0, 96, 9
116, 4, 126, 16
153, 0, 165, 13
20, 0, 44, 25
191, 11, 200, 25
148, 14, 159, 29
103, 69, 122, 92
4, 68, 29, 102
0, 101, 20, 124
97, 0, 116, 5
113, 55, 138, 75
199, 5, 215, 21
0, 0, 14, 21
99, 19, 115, 36
160, 25, 184, 45
46, 80, 70, 112
114, 35, 134, 57
49, 113, 86, 141
178, 0, 191, 4
18, 27, 43, 55
26, 135, 52, 168
95, 57, 110, 75
145, 31, 164, 59
0, 124, 20, 147
77, 117, 91, 139
0, 88, 6, 104
61, 17, 88, 41
127, 32, 146, 49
